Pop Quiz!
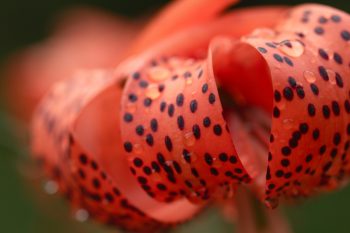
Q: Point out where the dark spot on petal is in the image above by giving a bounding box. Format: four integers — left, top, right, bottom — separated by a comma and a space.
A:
273, 54, 283, 63
177, 115, 185, 130
123, 113, 133, 122
190, 100, 198, 113
165, 136, 173, 152
124, 142, 132, 152
341, 30, 350, 41
176, 94, 184, 107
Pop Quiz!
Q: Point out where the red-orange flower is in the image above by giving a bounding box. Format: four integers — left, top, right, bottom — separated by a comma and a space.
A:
6, 0, 350, 232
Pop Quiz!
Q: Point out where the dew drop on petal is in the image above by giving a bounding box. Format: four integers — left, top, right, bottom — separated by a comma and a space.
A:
278, 40, 305, 57
180, 152, 198, 164
165, 160, 173, 166
184, 132, 196, 147
282, 118, 294, 129
146, 84, 161, 99
148, 67, 170, 82
326, 69, 337, 85
186, 78, 193, 86
303, 70, 316, 83
251, 28, 277, 39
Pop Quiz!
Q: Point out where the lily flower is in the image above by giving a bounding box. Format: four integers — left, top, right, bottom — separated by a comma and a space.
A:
6, 0, 349, 232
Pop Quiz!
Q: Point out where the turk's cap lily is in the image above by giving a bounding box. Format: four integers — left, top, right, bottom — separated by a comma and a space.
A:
6, 0, 350, 232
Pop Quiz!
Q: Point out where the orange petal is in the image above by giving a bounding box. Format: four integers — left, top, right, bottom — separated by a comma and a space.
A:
209, 4, 350, 205
32, 69, 201, 232
122, 6, 287, 65
119, 55, 250, 204
127, 0, 239, 55
30, 3, 350, 232
5, 7, 142, 122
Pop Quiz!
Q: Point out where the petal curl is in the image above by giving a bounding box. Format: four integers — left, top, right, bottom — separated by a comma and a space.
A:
208, 4, 350, 206
32, 70, 200, 232
118, 4, 350, 207
31, 3, 350, 233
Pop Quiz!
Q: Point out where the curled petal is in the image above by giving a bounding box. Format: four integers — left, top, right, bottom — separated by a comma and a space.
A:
31, 2, 350, 232
32, 70, 201, 232
209, 4, 350, 205
120, 55, 250, 203
118, 4, 350, 207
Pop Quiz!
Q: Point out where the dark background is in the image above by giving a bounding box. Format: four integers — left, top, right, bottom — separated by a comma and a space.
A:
1, 1, 350, 233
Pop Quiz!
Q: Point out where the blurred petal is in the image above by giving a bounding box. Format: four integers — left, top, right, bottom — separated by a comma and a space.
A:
5, 7, 142, 122
128, 0, 239, 55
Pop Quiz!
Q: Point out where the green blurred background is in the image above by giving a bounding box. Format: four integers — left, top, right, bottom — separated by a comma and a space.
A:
1, 0, 350, 233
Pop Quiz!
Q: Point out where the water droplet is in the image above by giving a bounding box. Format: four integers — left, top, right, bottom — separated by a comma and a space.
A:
148, 67, 170, 82
184, 132, 195, 147
134, 144, 144, 154
44, 180, 58, 195
251, 28, 276, 39
186, 78, 193, 85
180, 152, 198, 164
75, 209, 89, 222
164, 160, 172, 166
168, 57, 182, 69
146, 84, 161, 99
282, 118, 294, 129
278, 40, 304, 57
303, 70, 316, 83
326, 69, 337, 85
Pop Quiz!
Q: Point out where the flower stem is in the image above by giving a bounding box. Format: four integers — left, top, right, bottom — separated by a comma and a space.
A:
235, 189, 292, 233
